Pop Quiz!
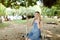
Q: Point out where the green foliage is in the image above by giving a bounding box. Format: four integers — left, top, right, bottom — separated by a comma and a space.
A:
19, 7, 26, 15
42, 6, 57, 17
54, 0, 60, 10
12, 19, 27, 24
41, 0, 60, 17
5, 7, 14, 16
0, 3, 6, 16
0, 0, 38, 8
18, 5, 41, 16
26, 0, 37, 6
56, 10, 60, 17
18, 7, 35, 16
0, 23, 9, 28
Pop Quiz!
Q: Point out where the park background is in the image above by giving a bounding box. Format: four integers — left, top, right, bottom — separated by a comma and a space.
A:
0, 0, 60, 40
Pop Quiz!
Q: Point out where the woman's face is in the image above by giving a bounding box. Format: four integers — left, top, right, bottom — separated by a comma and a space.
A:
34, 13, 39, 19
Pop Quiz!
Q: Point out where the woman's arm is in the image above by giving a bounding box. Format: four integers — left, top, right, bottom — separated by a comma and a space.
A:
37, 20, 42, 30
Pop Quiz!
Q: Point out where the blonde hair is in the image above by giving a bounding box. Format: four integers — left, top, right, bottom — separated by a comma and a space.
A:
33, 11, 41, 24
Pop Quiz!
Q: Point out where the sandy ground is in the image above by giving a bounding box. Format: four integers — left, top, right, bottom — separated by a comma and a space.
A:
0, 21, 60, 40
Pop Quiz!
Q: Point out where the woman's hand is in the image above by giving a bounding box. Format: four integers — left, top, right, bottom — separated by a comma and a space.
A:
26, 38, 31, 40
28, 39, 31, 40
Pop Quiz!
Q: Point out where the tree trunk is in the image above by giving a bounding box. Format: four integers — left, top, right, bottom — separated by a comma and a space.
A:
0, 18, 2, 23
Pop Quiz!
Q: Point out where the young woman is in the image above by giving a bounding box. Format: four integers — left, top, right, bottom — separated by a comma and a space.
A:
27, 11, 42, 40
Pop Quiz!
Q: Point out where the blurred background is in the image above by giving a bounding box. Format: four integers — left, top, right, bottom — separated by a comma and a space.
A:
0, 0, 60, 40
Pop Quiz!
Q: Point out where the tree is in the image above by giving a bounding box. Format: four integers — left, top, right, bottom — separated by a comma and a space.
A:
0, 0, 38, 8
42, 6, 57, 17
43, 0, 57, 8
0, 3, 6, 16
0, 3, 6, 23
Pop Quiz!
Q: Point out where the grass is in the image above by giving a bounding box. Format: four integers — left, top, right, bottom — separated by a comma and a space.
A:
0, 19, 33, 28
11, 19, 33, 24
0, 17, 58, 29
11, 19, 27, 24
0, 23, 9, 28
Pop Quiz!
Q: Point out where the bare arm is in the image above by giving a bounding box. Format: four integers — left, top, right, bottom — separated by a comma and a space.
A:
37, 20, 43, 30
